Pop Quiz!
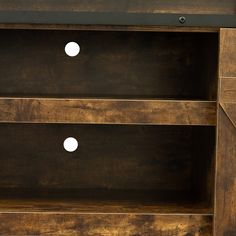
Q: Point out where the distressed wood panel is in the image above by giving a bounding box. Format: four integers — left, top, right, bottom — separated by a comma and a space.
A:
0, 0, 234, 14
220, 77, 236, 103
0, 213, 212, 236
216, 28, 236, 236
215, 107, 236, 236
219, 29, 236, 78
0, 98, 216, 125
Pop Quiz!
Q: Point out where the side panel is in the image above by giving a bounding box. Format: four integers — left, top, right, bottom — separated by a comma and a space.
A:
215, 29, 236, 236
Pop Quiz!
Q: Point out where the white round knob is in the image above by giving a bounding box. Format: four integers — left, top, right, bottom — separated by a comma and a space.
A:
63, 137, 79, 152
65, 42, 80, 57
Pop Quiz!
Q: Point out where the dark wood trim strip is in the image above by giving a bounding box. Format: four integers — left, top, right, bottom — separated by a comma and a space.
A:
0, 23, 218, 32
0, 11, 235, 27
0, 98, 216, 125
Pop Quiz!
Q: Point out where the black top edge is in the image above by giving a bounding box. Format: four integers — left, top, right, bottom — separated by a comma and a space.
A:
0, 11, 235, 27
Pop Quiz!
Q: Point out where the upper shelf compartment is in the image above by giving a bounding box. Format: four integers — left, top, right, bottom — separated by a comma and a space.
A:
0, 0, 235, 27
0, 30, 218, 101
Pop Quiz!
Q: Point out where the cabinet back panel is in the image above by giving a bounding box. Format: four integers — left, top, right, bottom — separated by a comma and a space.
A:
0, 30, 217, 100
0, 124, 214, 202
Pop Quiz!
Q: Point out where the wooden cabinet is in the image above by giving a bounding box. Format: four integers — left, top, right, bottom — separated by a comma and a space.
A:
0, 2, 235, 235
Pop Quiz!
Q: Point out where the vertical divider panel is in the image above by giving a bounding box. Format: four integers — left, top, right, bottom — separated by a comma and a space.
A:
215, 28, 236, 236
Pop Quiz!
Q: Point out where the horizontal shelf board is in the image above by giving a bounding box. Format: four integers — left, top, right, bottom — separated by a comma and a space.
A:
0, 98, 216, 125
0, 11, 235, 27
0, 213, 212, 235
0, 198, 213, 215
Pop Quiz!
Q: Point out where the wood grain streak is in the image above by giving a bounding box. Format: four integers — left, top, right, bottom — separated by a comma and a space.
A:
0, 98, 216, 125
0, 213, 212, 236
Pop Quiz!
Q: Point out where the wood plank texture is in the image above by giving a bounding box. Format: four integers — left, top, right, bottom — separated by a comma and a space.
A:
0, 213, 212, 236
220, 77, 236, 103
220, 103, 236, 128
0, 198, 213, 214
0, 0, 234, 14
219, 29, 236, 78
216, 29, 236, 236
215, 107, 236, 236
0, 98, 216, 125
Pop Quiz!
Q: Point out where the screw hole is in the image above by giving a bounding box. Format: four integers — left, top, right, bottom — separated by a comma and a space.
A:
179, 16, 186, 24
63, 137, 79, 152
65, 42, 80, 57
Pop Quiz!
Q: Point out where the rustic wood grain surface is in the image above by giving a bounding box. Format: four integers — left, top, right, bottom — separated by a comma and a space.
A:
219, 29, 236, 78
215, 107, 236, 236
220, 77, 236, 103
0, 213, 212, 236
216, 28, 236, 236
0, 98, 216, 125
0, 0, 234, 14
0, 197, 213, 215
0, 8, 230, 236
220, 103, 236, 128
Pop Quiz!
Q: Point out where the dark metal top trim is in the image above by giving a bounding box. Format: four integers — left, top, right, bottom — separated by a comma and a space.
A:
0, 11, 235, 27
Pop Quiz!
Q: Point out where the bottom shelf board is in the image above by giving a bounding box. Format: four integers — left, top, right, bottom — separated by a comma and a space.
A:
0, 197, 213, 215
0, 213, 212, 235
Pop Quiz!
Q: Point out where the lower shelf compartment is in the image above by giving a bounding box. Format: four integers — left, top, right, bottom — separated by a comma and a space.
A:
0, 124, 215, 216
0, 213, 212, 235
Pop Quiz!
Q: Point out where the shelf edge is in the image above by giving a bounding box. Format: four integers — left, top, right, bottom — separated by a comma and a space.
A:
0, 98, 216, 126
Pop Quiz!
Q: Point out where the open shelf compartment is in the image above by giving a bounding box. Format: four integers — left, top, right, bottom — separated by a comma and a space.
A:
0, 29, 218, 101
0, 123, 215, 214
